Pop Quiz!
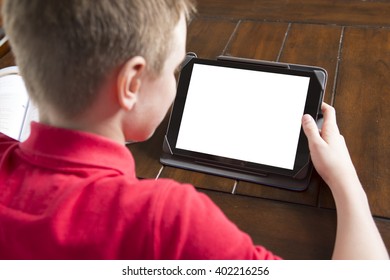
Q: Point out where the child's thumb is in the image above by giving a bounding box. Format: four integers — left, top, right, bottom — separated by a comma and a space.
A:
302, 114, 322, 145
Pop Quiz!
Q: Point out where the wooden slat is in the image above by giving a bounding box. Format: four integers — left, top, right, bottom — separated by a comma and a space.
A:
186, 17, 238, 58
196, 0, 390, 27
0, 40, 9, 60
279, 23, 342, 105
0, 50, 13, 68
320, 27, 390, 218
224, 21, 289, 60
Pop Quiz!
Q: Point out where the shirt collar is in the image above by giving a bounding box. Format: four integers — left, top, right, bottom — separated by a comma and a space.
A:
20, 122, 136, 177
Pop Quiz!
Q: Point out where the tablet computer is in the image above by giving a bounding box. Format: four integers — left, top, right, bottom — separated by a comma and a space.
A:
160, 55, 326, 191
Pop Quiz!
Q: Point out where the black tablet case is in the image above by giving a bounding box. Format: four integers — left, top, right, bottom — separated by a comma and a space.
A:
160, 53, 327, 191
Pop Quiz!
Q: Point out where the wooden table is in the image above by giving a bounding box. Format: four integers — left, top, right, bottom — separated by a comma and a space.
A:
1, 0, 390, 259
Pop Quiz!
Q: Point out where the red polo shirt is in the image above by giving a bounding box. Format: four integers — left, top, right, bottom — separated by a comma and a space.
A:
0, 122, 280, 259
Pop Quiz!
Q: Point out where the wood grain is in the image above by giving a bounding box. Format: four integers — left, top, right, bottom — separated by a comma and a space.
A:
196, 0, 390, 27
320, 27, 390, 218
0, 49, 13, 68
224, 21, 289, 61
186, 17, 238, 58
279, 23, 342, 105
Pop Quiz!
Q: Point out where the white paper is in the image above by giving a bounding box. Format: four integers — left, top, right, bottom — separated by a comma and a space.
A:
0, 74, 29, 140
0, 67, 39, 141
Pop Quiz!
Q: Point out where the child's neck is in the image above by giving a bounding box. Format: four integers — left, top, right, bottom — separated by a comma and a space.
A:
39, 101, 126, 145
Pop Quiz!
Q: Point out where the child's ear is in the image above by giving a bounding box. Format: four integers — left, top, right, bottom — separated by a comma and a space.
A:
117, 56, 146, 110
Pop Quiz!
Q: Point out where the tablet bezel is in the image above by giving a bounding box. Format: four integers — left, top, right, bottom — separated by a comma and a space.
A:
164, 57, 324, 178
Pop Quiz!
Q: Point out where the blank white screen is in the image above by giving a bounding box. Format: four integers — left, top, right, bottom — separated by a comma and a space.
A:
175, 64, 310, 170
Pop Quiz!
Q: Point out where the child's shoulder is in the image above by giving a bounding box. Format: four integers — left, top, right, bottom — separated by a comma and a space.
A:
0, 132, 18, 155
95, 175, 213, 216
108, 176, 199, 203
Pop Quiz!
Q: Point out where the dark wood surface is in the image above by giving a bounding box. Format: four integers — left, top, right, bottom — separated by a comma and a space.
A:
195, 0, 390, 27
1, 0, 390, 259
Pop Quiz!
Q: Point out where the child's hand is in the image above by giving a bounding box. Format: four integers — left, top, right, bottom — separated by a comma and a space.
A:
303, 103, 389, 259
302, 103, 358, 192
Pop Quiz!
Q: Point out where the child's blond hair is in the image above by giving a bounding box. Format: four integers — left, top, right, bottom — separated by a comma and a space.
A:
3, 0, 195, 117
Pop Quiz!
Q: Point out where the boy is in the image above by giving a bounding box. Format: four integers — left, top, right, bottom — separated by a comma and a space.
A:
0, 0, 388, 259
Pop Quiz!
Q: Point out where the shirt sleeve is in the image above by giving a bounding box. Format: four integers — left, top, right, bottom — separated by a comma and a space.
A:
151, 179, 282, 260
